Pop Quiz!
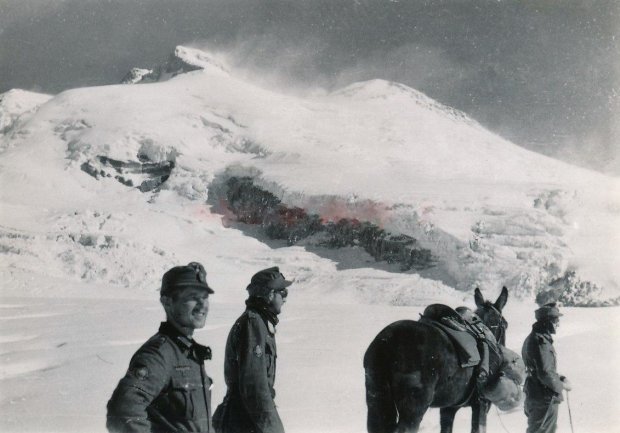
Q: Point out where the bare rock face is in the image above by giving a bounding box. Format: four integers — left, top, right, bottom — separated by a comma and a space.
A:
218, 176, 435, 271
81, 154, 174, 192
120, 68, 155, 84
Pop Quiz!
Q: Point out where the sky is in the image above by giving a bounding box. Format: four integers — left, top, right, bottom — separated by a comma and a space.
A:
1, 0, 619, 174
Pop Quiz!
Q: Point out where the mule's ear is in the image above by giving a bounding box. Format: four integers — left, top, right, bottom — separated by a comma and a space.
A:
494, 286, 508, 311
474, 287, 484, 307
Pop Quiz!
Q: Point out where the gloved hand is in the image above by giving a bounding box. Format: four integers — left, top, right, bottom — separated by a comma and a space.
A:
561, 376, 572, 391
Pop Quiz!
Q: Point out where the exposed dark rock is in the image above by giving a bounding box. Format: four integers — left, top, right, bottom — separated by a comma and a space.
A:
264, 207, 324, 246
225, 177, 281, 224
81, 155, 174, 192
219, 176, 435, 271
120, 68, 155, 84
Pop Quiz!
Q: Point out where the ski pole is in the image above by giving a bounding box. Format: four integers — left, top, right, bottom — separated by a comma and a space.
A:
566, 390, 575, 433
495, 406, 511, 433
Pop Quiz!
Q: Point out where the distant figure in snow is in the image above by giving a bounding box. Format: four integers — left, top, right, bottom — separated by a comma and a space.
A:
213, 267, 293, 433
522, 302, 572, 433
106, 262, 215, 433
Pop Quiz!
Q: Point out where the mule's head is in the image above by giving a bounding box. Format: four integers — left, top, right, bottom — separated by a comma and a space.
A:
474, 286, 508, 345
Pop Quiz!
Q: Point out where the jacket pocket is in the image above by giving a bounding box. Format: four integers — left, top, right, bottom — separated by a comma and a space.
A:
170, 376, 197, 419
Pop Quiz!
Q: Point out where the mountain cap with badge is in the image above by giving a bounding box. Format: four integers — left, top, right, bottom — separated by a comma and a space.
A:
246, 266, 293, 298
535, 302, 563, 321
160, 261, 214, 297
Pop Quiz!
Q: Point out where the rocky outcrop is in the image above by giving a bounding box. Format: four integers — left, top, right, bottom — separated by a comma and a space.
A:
219, 176, 435, 271
81, 155, 174, 192
120, 68, 155, 84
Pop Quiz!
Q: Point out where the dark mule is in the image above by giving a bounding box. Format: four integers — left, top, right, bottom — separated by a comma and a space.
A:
364, 287, 508, 433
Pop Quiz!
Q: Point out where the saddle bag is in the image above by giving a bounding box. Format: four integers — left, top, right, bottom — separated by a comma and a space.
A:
483, 374, 523, 411
500, 346, 526, 384
481, 346, 526, 411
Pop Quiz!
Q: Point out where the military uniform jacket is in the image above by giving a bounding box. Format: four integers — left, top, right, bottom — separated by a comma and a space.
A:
215, 306, 284, 433
521, 323, 564, 403
107, 322, 213, 433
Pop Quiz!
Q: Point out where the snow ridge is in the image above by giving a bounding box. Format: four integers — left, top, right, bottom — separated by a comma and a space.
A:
331, 79, 474, 125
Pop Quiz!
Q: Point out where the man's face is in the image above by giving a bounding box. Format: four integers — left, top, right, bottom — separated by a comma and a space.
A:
163, 287, 210, 333
549, 317, 560, 334
269, 288, 288, 315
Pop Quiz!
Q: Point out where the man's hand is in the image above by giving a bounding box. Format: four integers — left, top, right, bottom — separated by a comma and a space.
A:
561, 376, 572, 391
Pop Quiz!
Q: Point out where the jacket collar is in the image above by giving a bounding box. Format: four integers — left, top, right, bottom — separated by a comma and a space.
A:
159, 321, 194, 350
245, 296, 279, 326
158, 322, 212, 361
532, 321, 554, 343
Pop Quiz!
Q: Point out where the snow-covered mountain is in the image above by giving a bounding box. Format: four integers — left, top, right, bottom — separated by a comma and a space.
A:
1, 45, 619, 433
1, 45, 618, 305
0, 89, 52, 136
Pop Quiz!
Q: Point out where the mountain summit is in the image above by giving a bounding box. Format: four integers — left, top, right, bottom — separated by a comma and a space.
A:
1, 46, 618, 305
121, 45, 229, 84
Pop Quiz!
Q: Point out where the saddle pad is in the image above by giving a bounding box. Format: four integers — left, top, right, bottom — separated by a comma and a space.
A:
420, 317, 481, 368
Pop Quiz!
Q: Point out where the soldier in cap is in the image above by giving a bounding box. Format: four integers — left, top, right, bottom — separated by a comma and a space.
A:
522, 302, 572, 433
107, 262, 215, 433
213, 266, 293, 433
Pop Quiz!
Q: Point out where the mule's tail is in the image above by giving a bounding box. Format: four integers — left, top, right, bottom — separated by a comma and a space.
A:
364, 336, 397, 433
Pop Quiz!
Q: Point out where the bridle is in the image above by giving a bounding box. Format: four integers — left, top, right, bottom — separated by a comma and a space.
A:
476, 303, 507, 345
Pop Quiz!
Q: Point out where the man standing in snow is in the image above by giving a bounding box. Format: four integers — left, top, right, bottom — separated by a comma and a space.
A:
522, 302, 572, 433
107, 262, 215, 433
213, 266, 293, 433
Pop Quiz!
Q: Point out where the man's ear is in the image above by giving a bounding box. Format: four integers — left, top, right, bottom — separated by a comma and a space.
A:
161, 295, 171, 309
268, 291, 275, 302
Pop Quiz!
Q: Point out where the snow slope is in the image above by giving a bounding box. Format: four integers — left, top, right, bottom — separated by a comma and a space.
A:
0, 45, 618, 432
0, 89, 52, 137
1, 46, 618, 301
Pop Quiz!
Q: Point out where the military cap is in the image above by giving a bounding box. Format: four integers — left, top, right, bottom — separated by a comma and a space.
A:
161, 262, 214, 296
535, 302, 563, 321
247, 266, 293, 298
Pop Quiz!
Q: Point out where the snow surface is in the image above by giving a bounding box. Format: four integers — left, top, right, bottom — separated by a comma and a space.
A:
0, 89, 52, 138
0, 46, 618, 432
0, 298, 618, 433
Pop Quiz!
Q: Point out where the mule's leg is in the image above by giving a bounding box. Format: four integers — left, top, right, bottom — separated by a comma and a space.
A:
439, 407, 459, 433
365, 368, 398, 433
394, 393, 429, 433
392, 373, 432, 433
470, 399, 491, 433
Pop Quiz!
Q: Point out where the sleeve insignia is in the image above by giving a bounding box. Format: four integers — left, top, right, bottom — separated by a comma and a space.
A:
130, 366, 149, 380
254, 345, 263, 357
